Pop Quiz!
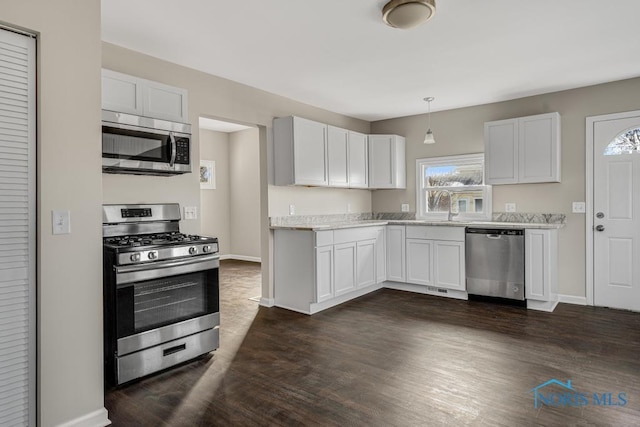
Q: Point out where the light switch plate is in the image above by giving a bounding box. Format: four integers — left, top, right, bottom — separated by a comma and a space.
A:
183, 206, 198, 220
572, 202, 586, 213
505, 203, 516, 213
401, 204, 410, 212
52, 210, 71, 235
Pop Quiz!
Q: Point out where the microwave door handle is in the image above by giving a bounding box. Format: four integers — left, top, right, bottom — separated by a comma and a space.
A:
169, 132, 177, 167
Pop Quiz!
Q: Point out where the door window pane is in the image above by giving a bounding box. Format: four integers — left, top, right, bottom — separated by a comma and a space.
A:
604, 128, 640, 155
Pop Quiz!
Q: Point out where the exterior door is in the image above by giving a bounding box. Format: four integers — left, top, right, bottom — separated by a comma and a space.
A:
593, 112, 640, 311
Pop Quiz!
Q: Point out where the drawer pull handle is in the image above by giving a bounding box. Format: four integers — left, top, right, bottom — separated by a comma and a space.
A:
163, 343, 186, 357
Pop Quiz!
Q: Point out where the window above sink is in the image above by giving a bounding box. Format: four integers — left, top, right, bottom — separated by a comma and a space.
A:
416, 153, 492, 221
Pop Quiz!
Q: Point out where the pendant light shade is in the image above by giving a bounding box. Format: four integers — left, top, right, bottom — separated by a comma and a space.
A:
383, 0, 436, 30
423, 97, 436, 144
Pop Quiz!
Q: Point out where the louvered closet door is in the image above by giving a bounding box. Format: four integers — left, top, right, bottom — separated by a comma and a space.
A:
0, 28, 36, 427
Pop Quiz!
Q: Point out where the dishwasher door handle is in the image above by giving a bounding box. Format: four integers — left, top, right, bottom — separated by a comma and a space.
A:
486, 234, 502, 239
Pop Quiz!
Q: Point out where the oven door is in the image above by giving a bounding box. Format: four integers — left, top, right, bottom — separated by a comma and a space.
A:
114, 255, 219, 353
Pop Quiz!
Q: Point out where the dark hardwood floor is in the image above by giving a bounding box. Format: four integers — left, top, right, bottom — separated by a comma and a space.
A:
105, 259, 640, 426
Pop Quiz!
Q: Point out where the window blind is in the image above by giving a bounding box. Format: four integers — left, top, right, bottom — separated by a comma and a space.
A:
0, 28, 36, 427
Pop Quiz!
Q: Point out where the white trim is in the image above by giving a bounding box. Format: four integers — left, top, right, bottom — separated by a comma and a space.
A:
219, 254, 261, 263
585, 109, 640, 307
384, 281, 468, 300
526, 299, 559, 312
415, 153, 491, 221
55, 408, 111, 427
557, 294, 588, 306
259, 297, 275, 307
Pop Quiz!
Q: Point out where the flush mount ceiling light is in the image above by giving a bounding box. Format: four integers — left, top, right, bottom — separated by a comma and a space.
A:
382, 0, 436, 29
423, 97, 435, 144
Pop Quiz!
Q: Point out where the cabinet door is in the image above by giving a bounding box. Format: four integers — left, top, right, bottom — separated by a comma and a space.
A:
316, 245, 334, 303
102, 69, 143, 115
376, 227, 386, 283
142, 80, 189, 123
386, 226, 406, 282
293, 117, 328, 186
433, 241, 465, 291
348, 131, 368, 188
327, 125, 349, 187
334, 242, 357, 296
519, 112, 561, 183
525, 229, 555, 301
406, 239, 433, 286
368, 135, 395, 188
484, 119, 518, 185
356, 239, 376, 288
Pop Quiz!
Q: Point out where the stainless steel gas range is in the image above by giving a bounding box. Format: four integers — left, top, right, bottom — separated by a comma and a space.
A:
102, 203, 220, 387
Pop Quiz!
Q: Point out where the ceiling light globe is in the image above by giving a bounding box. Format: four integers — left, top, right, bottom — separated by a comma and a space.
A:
383, 0, 436, 29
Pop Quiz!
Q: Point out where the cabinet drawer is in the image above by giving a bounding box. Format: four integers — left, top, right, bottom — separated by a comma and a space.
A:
315, 230, 334, 247
333, 226, 381, 245
406, 226, 464, 241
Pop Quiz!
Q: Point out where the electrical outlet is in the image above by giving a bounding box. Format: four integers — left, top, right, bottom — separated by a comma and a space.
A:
572, 202, 586, 213
289, 204, 296, 215
505, 203, 516, 213
183, 206, 198, 220
401, 204, 410, 212
52, 210, 71, 235
347, 203, 352, 213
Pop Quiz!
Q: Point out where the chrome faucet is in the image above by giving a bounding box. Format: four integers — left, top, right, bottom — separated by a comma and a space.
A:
442, 189, 454, 221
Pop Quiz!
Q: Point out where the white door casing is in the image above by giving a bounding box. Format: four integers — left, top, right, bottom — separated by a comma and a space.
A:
588, 111, 640, 311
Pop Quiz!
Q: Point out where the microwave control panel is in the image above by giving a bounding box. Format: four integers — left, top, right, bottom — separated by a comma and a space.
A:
175, 137, 190, 165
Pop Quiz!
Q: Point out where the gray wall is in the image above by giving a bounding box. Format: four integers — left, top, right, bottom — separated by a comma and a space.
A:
371, 77, 640, 298
200, 129, 231, 254
230, 128, 261, 259
4, 1, 105, 425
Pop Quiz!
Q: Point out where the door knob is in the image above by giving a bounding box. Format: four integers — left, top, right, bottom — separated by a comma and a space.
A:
595, 225, 605, 232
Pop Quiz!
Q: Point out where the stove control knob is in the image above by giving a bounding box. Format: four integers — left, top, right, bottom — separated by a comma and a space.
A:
148, 251, 158, 260
189, 246, 197, 255
203, 245, 211, 253
130, 253, 141, 262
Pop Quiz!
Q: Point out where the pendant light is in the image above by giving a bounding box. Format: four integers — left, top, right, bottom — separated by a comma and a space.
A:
423, 97, 435, 144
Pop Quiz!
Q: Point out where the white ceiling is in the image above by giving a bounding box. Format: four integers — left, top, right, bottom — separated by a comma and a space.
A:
102, 0, 640, 122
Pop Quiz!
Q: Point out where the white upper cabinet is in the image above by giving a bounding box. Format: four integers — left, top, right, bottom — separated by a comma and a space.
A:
484, 112, 561, 185
102, 69, 143, 115
348, 131, 369, 188
327, 125, 349, 187
274, 116, 328, 186
368, 135, 406, 189
102, 69, 189, 123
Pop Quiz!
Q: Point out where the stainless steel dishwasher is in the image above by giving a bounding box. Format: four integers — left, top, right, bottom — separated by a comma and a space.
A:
465, 228, 525, 300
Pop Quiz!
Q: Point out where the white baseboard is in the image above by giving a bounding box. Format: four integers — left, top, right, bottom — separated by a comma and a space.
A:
56, 408, 110, 427
259, 297, 275, 307
558, 294, 588, 305
219, 254, 261, 263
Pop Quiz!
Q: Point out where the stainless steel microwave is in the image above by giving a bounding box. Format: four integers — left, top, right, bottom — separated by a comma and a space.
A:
102, 110, 192, 176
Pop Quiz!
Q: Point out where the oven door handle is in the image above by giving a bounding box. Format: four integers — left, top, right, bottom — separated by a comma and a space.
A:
115, 255, 219, 285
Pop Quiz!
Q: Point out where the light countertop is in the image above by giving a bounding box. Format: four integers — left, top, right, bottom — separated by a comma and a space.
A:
270, 219, 564, 231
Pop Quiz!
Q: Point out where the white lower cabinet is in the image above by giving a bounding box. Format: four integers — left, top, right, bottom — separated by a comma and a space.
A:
274, 226, 386, 314
357, 239, 377, 288
525, 229, 559, 311
315, 245, 334, 303
386, 225, 406, 282
406, 239, 433, 285
433, 241, 465, 291
334, 242, 357, 296
404, 226, 465, 291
